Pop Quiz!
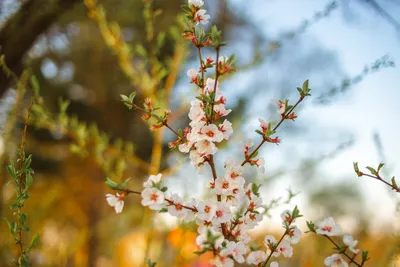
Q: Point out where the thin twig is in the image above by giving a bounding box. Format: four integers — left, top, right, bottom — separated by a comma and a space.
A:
241, 96, 305, 166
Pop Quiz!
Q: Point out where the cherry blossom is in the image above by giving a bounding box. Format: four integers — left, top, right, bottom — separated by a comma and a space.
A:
275, 240, 293, 258
324, 254, 349, 267
286, 225, 302, 244
195, 139, 218, 155
143, 173, 162, 188
188, 0, 204, 8
194, 9, 210, 25
199, 124, 224, 142
280, 209, 295, 224
277, 100, 286, 115
141, 187, 165, 210
270, 262, 279, 267
105, 193, 125, 213
259, 118, 269, 134
247, 250, 266, 265
315, 217, 342, 236
214, 104, 232, 117
343, 234, 360, 254
197, 201, 216, 221
220, 241, 247, 263
219, 119, 233, 140
167, 194, 187, 218
212, 202, 232, 224
205, 78, 219, 94
187, 68, 198, 83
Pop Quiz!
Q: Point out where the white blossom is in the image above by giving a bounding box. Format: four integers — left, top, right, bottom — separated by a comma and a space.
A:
167, 194, 187, 218
214, 104, 232, 117
141, 187, 165, 210
186, 68, 198, 81
197, 201, 216, 221
286, 225, 302, 244
247, 250, 266, 265
194, 9, 210, 25
219, 119, 233, 140
199, 124, 224, 142
105, 193, 124, 213
324, 254, 349, 267
343, 234, 360, 254
188, 0, 204, 8
220, 241, 247, 263
274, 240, 293, 258
316, 217, 342, 236
143, 173, 162, 188
195, 140, 218, 155
212, 202, 232, 224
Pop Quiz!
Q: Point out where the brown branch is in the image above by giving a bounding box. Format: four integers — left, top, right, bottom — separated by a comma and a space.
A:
241, 96, 305, 166
360, 173, 400, 193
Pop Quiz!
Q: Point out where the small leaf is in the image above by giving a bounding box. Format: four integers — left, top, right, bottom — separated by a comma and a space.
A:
366, 166, 377, 176
391, 177, 398, 190
377, 163, 384, 173
29, 233, 40, 250
145, 258, 157, 267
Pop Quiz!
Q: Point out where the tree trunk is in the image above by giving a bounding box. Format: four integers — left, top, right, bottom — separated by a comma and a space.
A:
0, 0, 80, 96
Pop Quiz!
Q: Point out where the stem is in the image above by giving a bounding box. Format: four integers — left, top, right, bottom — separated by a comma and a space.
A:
261, 229, 289, 267
324, 235, 362, 267
362, 173, 400, 193
16, 97, 34, 260
163, 122, 182, 138
241, 96, 305, 166
209, 47, 220, 123
197, 46, 205, 88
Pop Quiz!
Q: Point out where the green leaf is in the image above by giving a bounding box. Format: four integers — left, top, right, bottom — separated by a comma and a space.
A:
160, 186, 168, 192
302, 79, 309, 91
29, 233, 40, 250
353, 162, 362, 177
251, 151, 259, 159
391, 177, 398, 190
377, 163, 384, 173
105, 177, 130, 191
120, 94, 130, 102
6, 165, 16, 177
105, 177, 119, 189
180, 4, 192, 13
145, 258, 157, 267
255, 130, 264, 136
362, 250, 369, 262
251, 183, 261, 197
366, 166, 377, 176
306, 221, 316, 233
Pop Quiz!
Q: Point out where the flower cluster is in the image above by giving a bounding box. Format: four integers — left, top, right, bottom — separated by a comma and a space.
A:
247, 208, 302, 266
103, 1, 370, 267
307, 217, 368, 267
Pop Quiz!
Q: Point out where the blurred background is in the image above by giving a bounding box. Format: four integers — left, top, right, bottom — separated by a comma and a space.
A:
0, 0, 399, 266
